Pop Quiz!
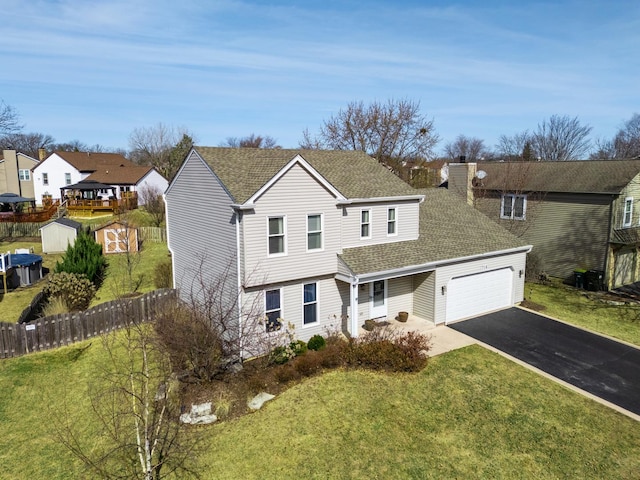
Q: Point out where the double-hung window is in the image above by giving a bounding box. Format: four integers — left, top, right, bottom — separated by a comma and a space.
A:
387, 207, 397, 236
307, 214, 323, 251
64, 172, 72, 185
303, 283, 318, 325
501, 194, 527, 220
18, 169, 30, 181
42, 173, 49, 186
265, 289, 282, 332
623, 197, 633, 227
268, 216, 286, 255
360, 209, 371, 239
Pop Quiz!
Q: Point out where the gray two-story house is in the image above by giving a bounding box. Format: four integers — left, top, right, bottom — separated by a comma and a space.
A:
448, 159, 640, 289
165, 147, 530, 343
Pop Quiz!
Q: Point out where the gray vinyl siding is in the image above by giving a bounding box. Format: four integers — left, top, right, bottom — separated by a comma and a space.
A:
40, 224, 78, 253
433, 252, 526, 324
341, 200, 420, 248
476, 192, 611, 280
165, 151, 239, 309
244, 276, 348, 342
387, 276, 413, 320
614, 173, 640, 229
242, 163, 342, 287
413, 271, 435, 321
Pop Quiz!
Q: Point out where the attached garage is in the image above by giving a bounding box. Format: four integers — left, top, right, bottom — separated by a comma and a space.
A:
445, 268, 514, 324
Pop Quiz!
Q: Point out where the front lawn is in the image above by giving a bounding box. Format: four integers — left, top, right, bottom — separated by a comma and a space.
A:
525, 282, 640, 346
0, 342, 638, 479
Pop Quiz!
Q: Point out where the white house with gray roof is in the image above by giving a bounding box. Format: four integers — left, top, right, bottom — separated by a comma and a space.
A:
165, 147, 531, 343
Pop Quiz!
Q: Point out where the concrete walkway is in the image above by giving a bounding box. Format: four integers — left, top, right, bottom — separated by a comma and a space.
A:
361, 315, 477, 357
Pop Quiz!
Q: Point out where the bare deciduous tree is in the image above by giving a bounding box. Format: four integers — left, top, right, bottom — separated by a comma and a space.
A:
0, 132, 55, 158
496, 131, 533, 161
221, 134, 280, 149
57, 317, 202, 480
301, 99, 439, 173
0, 100, 22, 135
139, 184, 166, 227
443, 134, 490, 162
532, 115, 592, 161
129, 124, 195, 180
612, 113, 640, 159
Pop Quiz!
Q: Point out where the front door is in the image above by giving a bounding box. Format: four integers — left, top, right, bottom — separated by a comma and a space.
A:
370, 280, 387, 319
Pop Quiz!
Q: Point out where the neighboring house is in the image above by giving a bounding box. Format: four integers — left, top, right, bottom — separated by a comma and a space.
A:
0, 150, 39, 198
32, 152, 168, 205
165, 147, 531, 344
40, 218, 83, 253
448, 159, 640, 289
94, 221, 139, 254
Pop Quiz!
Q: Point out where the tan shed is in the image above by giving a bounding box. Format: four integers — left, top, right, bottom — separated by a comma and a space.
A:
40, 218, 83, 253
94, 221, 139, 254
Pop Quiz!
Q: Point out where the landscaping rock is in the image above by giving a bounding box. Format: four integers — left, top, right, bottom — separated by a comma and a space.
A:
248, 392, 275, 411
180, 402, 217, 425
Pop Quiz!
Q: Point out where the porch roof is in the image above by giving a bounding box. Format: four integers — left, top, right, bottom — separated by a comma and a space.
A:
338, 188, 529, 276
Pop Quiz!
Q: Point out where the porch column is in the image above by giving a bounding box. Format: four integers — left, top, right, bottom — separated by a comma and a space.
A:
350, 280, 359, 337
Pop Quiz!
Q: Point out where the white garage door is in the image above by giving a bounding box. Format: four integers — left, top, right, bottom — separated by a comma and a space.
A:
446, 268, 513, 324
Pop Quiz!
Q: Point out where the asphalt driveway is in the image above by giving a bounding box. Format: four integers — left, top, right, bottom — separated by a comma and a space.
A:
449, 308, 640, 416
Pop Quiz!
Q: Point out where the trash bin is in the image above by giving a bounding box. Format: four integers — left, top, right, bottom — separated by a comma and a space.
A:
574, 269, 586, 289
585, 270, 604, 291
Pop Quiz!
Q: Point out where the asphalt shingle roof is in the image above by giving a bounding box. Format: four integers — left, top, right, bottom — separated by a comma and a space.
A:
86, 165, 155, 185
478, 159, 640, 194
48, 152, 135, 172
193, 147, 418, 203
339, 188, 528, 275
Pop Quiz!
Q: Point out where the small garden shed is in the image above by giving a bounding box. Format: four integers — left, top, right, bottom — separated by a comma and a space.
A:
94, 221, 139, 254
40, 218, 83, 253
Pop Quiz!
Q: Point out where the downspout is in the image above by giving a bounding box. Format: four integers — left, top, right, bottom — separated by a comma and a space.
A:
350, 277, 359, 337
603, 195, 615, 290
236, 211, 244, 358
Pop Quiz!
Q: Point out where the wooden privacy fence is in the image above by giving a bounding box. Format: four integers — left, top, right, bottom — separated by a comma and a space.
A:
0, 289, 176, 359
0, 223, 167, 243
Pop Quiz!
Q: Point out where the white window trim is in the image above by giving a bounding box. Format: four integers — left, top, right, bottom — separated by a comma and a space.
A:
64, 172, 72, 185
387, 207, 398, 237
267, 215, 287, 257
500, 193, 527, 220
623, 197, 633, 227
264, 288, 283, 333
42, 172, 49, 186
306, 213, 324, 252
360, 208, 372, 239
302, 282, 318, 326
18, 169, 30, 181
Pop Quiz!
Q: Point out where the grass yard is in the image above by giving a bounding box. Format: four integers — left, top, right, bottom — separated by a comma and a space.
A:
0, 239, 64, 322
0, 237, 169, 322
525, 282, 640, 346
91, 240, 170, 305
0, 342, 638, 479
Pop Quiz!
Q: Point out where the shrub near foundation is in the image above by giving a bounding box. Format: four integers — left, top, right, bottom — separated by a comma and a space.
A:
346, 329, 430, 372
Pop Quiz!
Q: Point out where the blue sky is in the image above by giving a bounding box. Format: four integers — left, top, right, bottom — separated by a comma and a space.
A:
1, 0, 638, 154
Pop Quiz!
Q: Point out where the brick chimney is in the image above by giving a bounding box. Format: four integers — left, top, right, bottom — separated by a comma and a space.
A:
38, 148, 46, 161
447, 160, 477, 205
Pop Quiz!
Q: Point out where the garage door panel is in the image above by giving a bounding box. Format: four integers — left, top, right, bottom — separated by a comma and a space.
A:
446, 268, 513, 323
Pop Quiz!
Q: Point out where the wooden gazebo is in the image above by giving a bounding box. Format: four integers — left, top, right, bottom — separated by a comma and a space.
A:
61, 180, 136, 215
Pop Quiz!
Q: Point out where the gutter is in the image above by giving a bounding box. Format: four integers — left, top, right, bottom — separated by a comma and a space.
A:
336, 194, 424, 205
336, 244, 533, 283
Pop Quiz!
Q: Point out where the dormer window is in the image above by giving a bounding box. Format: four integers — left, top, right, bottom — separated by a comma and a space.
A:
623, 197, 633, 227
